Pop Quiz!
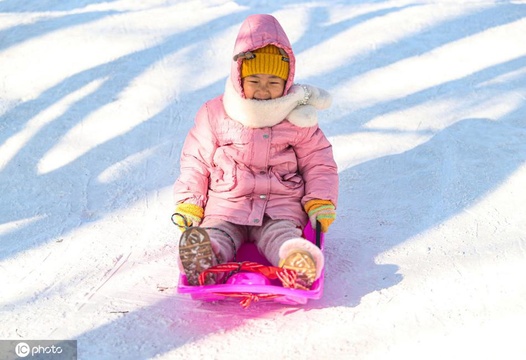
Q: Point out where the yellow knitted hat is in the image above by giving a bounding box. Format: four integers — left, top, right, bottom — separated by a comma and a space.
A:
240, 45, 289, 80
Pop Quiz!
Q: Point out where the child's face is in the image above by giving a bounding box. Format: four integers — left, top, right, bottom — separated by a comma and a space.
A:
242, 74, 285, 100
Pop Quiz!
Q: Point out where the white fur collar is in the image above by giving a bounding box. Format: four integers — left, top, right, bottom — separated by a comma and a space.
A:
223, 78, 332, 128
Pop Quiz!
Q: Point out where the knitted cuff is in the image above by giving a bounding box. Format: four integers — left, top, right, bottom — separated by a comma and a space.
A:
304, 199, 334, 213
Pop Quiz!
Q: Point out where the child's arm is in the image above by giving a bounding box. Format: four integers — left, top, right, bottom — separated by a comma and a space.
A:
294, 126, 338, 231
173, 103, 218, 209
295, 126, 339, 209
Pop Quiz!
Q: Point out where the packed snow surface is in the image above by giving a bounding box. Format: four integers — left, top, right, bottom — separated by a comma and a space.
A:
1, 0, 526, 359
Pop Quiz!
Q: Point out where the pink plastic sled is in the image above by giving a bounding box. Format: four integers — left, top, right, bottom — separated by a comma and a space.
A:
177, 222, 324, 308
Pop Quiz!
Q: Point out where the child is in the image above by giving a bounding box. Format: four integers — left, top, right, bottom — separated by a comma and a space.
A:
173, 14, 338, 289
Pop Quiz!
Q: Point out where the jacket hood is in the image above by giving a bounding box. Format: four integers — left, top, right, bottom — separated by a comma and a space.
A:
230, 14, 296, 97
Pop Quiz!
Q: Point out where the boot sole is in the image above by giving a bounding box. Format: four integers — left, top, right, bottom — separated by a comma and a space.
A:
179, 227, 215, 286
280, 250, 316, 289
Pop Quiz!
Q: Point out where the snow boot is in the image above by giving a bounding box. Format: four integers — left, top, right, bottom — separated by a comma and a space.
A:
179, 227, 217, 286
278, 238, 324, 290
279, 250, 317, 290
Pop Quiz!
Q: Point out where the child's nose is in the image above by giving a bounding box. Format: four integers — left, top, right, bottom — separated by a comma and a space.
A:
255, 84, 271, 99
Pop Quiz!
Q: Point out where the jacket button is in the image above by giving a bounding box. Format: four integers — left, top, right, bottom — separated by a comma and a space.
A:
263, 134, 269, 139
259, 195, 267, 199
254, 219, 260, 223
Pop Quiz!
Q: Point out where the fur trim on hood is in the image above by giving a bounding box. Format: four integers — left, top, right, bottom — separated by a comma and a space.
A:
223, 78, 332, 128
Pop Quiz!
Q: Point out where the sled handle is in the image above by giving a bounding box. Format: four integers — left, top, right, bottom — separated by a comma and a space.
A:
315, 220, 321, 249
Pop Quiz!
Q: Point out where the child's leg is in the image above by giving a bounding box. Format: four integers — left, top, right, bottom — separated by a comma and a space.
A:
252, 217, 324, 289
251, 217, 303, 266
200, 217, 245, 263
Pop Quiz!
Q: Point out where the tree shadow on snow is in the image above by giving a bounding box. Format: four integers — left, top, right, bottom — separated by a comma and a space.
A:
318, 49, 526, 307
317, 114, 526, 309
301, 4, 526, 308
0, 7, 261, 260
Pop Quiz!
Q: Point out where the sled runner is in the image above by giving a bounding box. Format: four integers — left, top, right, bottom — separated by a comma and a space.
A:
175, 220, 325, 308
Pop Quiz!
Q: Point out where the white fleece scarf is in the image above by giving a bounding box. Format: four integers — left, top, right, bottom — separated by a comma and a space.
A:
223, 78, 332, 129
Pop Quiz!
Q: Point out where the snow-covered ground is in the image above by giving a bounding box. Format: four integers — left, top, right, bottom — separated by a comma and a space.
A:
1, 0, 526, 359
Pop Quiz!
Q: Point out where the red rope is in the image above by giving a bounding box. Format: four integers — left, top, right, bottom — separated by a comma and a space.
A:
198, 261, 300, 308
212, 292, 283, 309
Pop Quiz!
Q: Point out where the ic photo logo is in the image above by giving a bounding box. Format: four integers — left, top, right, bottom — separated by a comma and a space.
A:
15, 342, 30, 357
14, 342, 64, 358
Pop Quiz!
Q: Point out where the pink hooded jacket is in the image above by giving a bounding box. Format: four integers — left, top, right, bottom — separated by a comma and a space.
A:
173, 14, 338, 228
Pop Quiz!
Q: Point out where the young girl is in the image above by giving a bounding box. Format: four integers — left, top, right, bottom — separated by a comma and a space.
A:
173, 14, 338, 289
